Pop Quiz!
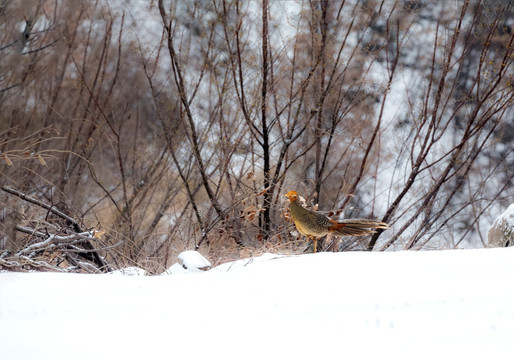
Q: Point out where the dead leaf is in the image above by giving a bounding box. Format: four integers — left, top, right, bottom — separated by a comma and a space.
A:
93, 230, 105, 239
256, 188, 267, 196
242, 205, 258, 222
37, 155, 47, 166
3, 155, 13, 166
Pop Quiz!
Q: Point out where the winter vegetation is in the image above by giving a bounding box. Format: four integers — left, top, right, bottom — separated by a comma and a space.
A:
0, 0, 513, 273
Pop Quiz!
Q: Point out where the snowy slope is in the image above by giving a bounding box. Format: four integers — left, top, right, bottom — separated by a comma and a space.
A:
1, 248, 514, 359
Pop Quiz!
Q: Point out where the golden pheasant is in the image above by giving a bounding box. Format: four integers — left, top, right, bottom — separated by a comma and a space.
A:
285, 190, 389, 252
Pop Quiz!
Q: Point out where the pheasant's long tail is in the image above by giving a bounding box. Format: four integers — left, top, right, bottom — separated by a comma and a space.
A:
328, 219, 389, 237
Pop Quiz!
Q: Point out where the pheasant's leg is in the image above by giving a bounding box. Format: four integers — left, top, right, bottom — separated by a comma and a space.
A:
313, 238, 317, 253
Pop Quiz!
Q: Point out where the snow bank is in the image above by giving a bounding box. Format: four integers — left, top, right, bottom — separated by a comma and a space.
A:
109, 266, 146, 276
210, 252, 282, 272
1, 248, 514, 359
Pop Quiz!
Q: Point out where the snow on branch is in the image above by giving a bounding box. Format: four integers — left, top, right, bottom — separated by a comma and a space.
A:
15, 227, 98, 255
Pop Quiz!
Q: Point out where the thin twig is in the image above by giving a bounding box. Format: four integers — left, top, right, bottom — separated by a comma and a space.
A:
2, 186, 83, 232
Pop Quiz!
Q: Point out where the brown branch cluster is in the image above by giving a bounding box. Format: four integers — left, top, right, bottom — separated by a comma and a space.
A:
1, 186, 111, 273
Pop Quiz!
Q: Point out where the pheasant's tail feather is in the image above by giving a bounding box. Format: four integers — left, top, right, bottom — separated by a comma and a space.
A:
329, 218, 389, 237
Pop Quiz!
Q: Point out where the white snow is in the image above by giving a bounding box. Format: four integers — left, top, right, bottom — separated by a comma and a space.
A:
492, 204, 514, 229
177, 250, 211, 270
161, 250, 211, 275
1, 248, 514, 359
109, 266, 147, 276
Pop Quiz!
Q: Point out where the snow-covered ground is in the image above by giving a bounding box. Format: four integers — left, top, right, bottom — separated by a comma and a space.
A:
1, 248, 514, 359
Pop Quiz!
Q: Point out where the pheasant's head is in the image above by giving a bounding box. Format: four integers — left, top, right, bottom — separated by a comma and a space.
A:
284, 191, 299, 203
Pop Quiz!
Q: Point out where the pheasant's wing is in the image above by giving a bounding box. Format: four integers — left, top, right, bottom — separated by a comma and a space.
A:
314, 211, 333, 229
291, 204, 331, 237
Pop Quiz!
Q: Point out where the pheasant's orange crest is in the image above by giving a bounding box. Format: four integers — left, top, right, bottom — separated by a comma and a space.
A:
284, 190, 298, 202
